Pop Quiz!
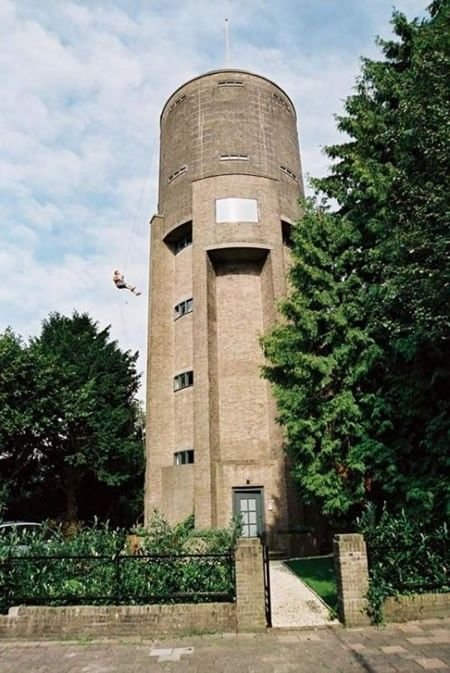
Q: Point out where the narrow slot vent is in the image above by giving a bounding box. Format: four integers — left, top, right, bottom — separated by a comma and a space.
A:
168, 165, 187, 183
273, 93, 291, 112
168, 94, 186, 112
219, 154, 249, 161
218, 80, 244, 87
280, 165, 297, 181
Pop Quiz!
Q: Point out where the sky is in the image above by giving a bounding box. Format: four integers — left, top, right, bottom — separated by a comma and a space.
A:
0, 0, 429, 401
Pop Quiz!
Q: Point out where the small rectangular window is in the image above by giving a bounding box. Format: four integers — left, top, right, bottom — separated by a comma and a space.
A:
174, 450, 194, 465
174, 370, 194, 391
174, 297, 194, 319
215, 197, 258, 223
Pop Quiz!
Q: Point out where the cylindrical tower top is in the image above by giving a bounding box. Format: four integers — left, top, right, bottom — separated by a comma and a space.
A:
160, 69, 297, 121
158, 69, 303, 225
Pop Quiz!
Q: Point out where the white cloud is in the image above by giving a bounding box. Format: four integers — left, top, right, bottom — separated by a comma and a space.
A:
0, 0, 431, 400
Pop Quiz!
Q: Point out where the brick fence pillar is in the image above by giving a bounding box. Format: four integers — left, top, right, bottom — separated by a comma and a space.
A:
235, 538, 266, 632
334, 533, 371, 627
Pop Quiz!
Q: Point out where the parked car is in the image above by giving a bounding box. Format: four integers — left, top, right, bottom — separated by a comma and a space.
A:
0, 521, 52, 553
0, 521, 44, 536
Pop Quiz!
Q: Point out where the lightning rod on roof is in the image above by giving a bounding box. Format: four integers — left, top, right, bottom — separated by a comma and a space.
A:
224, 17, 230, 66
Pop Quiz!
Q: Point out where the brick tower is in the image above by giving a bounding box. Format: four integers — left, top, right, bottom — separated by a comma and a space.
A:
145, 69, 303, 549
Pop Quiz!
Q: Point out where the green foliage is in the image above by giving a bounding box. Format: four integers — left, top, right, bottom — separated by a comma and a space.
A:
263, 1, 450, 523
358, 505, 449, 624
134, 511, 241, 554
0, 312, 144, 524
0, 514, 238, 614
263, 201, 382, 521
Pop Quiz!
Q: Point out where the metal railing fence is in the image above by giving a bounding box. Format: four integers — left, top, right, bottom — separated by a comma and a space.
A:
0, 551, 235, 611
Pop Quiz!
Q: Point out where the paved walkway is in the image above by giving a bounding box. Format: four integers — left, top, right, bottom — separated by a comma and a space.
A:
270, 560, 337, 627
0, 619, 448, 672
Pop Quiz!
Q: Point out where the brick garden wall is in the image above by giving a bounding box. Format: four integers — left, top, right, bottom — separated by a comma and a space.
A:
384, 593, 450, 622
334, 533, 450, 626
0, 538, 267, 639
0, 603, 236, 639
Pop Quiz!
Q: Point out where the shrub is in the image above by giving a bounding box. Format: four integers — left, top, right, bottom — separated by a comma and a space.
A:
0, 513, 239, 613
357, 505, 448, 623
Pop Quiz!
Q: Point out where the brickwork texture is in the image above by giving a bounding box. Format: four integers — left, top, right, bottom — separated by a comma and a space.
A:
0, 539, 267, 639
334, 533, 450, 626
145, 69, 304, 548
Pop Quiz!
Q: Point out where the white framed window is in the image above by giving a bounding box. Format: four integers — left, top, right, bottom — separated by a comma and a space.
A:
173, 370, 194, 391
174, 298, 193, 319
215, 198, 258, 223
174, 450, 194, 465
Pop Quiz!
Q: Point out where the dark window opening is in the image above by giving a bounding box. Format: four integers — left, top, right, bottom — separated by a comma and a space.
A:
174, 298, 193, 319
174, 230, 192, 253
174, 450, 194, 465
174, 370, 194, 391
165, 221, 193, 254
281, 221, 294, 248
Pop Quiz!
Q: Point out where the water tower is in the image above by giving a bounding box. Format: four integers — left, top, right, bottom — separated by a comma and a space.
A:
145, 69, 303, 548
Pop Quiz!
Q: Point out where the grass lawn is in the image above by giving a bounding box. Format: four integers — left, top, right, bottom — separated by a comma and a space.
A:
285, 555, 337, 610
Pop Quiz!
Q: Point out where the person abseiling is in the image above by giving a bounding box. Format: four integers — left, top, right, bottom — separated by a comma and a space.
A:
113, 270, 141, 296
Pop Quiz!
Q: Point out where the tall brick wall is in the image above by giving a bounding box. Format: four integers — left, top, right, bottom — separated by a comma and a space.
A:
215, 260, 268, 462
161, 464, 195, 522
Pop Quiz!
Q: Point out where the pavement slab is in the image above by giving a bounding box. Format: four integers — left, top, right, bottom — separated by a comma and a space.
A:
0, 619, 448, 673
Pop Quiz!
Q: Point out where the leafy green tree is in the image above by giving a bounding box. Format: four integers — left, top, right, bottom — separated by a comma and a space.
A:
0, 329, 49, 513
0, 312, 144, 523
263, 1, 450, 522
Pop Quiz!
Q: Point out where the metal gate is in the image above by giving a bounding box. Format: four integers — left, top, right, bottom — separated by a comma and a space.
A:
262, 542, 272, 627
